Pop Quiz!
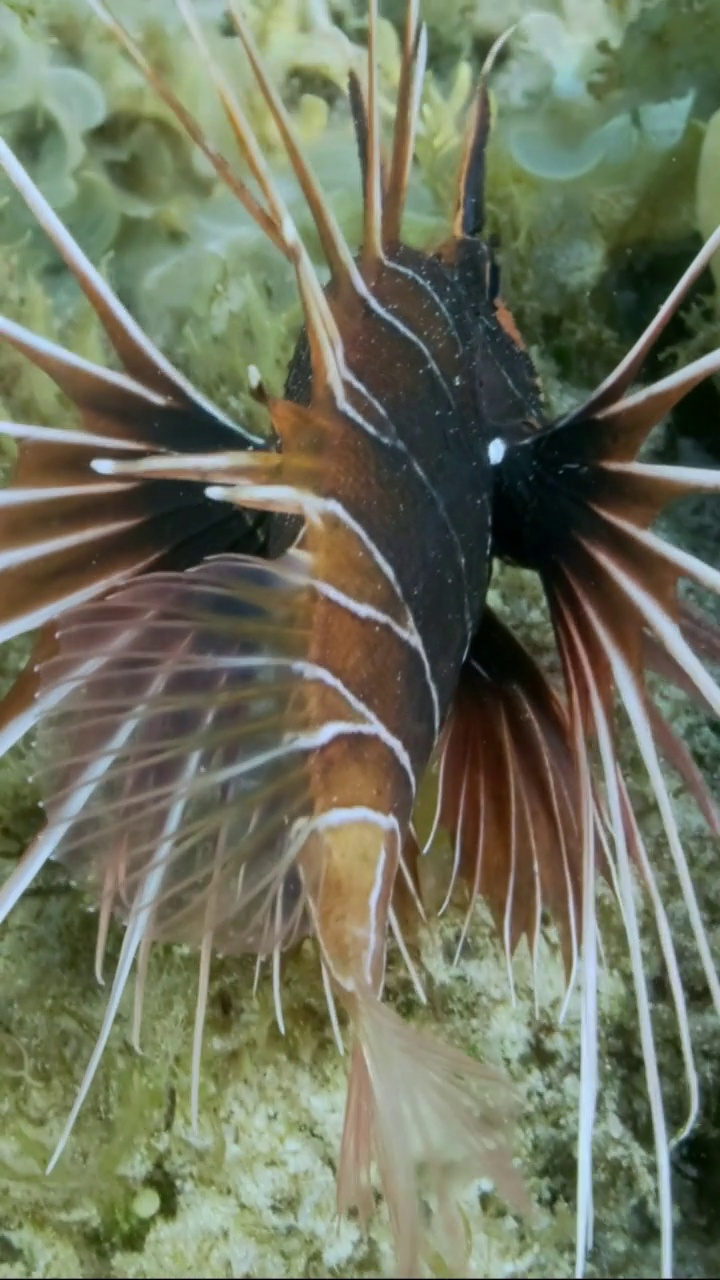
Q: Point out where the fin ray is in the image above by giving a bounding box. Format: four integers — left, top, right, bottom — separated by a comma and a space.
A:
28, 553, 389, 956
383, 0, 422, 244
340, 995, 526, 1276
0, 134, 262, 445
434, 611, 582, 974
566, 223, 720, 421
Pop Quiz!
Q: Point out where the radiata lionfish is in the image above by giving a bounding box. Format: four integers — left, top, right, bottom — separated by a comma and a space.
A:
0, 1, 719, 1276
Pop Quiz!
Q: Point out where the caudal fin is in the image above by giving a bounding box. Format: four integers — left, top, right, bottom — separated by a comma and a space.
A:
338, 995, 526, 1277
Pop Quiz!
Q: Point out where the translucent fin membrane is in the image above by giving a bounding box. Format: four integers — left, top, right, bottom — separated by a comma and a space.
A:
0, 549, 401, 1166
338, 996, 527, 1278
432, 611, 583, 993
28, 556, 379, 950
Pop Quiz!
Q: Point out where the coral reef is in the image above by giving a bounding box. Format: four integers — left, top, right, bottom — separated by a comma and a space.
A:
0, 1, 719, 1277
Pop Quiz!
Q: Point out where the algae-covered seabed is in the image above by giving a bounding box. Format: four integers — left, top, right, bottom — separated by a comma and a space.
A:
0, 1, 719, 1276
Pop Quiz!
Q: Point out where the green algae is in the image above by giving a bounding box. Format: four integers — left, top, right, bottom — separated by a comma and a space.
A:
0, 1, 718, 1277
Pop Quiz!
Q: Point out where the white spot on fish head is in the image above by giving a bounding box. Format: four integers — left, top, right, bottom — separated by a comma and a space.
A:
488, 437, 507, 466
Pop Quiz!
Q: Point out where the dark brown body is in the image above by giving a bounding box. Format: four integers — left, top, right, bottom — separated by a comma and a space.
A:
281, 238, 544, 776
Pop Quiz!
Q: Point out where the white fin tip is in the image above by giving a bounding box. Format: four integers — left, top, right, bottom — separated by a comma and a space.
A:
204, 484, 232, 502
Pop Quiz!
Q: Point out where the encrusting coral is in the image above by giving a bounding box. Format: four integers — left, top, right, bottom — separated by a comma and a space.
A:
0, 2, 718, 1278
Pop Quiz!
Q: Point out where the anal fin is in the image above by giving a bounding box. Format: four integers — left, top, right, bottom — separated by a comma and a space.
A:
431, 610, 583, 982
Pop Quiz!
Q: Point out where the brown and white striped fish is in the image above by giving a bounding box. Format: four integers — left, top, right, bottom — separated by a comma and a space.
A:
0, 1, 719, 1275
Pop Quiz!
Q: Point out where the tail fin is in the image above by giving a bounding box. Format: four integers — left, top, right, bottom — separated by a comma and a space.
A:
338, 995, 527, 1278
477, 224, 720, 1277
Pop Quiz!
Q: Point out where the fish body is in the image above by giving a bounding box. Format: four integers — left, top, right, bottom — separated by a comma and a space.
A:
246, 230, 536, 1000
0, 2, 719, 1277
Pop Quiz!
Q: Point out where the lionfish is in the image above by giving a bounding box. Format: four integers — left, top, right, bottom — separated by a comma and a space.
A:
0, 0, 718, 1275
